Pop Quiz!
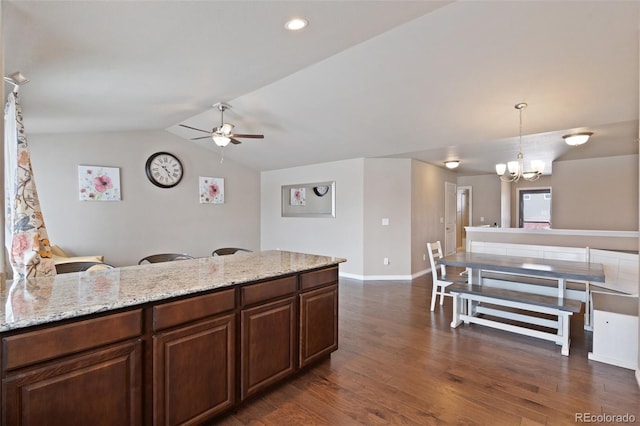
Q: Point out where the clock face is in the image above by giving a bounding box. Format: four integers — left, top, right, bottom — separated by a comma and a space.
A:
145, 152, 184, 188
313, 185, 330, 197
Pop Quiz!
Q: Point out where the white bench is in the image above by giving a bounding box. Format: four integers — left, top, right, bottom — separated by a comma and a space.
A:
449, 283, 583, 356
465, 241, 638, 329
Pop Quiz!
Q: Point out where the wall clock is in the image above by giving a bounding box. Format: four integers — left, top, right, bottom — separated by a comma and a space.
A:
145, 152, 184, 188
313, 185, 330, 197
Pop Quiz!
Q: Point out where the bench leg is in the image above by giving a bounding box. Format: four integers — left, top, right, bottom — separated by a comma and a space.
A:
583, 283, 592, 331
559, 312, 572, 356
450, 293, 462, 328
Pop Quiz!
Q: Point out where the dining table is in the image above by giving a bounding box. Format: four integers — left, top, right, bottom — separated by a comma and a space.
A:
438, 251, 606, 298
437, 252, 606, 356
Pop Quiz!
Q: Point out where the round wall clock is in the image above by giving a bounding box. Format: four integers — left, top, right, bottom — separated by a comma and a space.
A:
313, 185, 330, 197
145, 152, 184, 188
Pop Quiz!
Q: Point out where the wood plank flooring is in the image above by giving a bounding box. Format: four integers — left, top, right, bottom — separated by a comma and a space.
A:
215, 275, 640, 425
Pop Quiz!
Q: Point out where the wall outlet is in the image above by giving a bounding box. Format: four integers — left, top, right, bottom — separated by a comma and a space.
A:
480, 216, 485, 222
383, 257, 389, 265
382, 218, 389, 226
423, 254, 426, 261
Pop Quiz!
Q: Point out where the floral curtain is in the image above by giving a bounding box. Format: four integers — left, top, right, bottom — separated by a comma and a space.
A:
4, 91, 56, 278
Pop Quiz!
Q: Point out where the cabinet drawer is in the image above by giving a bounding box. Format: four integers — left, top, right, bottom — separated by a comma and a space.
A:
3, 309, 142, 371
241, 276, 297, 306
153, 288, 236, 331
299, 267, 338, 291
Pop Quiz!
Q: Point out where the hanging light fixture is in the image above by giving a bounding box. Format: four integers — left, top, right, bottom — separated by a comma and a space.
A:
495, 103, 544, 183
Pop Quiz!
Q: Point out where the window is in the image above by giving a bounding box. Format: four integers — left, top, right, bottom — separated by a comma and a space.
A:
519, 189, 551, 229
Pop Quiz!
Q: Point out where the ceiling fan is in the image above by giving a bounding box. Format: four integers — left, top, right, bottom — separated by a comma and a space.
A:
179, 103, 264, 147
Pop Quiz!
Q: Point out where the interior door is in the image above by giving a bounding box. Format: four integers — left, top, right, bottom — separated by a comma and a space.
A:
444, 181, 457, 255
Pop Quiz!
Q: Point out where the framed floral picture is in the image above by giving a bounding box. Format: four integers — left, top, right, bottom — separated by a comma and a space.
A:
78, 165, 121, 201
199, 177, 224, 204
290, 187, 306, 205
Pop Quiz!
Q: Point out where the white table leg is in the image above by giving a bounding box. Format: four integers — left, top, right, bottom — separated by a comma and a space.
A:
558, 277, 566, 299
450, 293, 462, 328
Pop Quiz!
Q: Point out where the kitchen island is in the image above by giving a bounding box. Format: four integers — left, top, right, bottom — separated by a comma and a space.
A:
0, 250, 345, 425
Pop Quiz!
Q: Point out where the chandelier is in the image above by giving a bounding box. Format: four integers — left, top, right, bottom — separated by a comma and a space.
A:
496, 102, 544, 182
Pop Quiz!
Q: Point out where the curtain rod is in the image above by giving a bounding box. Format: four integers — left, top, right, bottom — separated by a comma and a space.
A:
3, 71, 29, 93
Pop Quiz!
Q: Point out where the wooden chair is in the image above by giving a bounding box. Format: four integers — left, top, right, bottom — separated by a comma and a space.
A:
212, 248, 253, 256
138, 253, 194, 265
55, 261, 115, 274
427, 241, 455, 311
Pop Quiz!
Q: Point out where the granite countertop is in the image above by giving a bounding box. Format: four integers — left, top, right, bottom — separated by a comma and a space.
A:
0, 250, 346, 333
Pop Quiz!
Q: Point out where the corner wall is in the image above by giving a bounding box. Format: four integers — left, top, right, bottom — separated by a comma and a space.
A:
456, 174, 501, 226
260, 158, 365, 277
412, 160, 458, 276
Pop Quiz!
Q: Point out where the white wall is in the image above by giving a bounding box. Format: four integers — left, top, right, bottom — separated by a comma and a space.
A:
260, 158, 364, 277
28, 130, 260, 266
363, 158, 411, 278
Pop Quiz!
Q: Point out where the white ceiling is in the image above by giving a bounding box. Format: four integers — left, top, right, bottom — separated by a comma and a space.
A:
4, 1, 639, 174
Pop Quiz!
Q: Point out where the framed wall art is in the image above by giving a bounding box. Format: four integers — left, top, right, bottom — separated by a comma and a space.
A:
281, 181, 335, 217
78, 165, 121, 201
199, 177, 225, 204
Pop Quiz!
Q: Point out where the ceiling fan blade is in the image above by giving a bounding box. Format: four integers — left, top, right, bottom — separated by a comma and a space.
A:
232, 134, 264, 139
229, 138, 243, 145
180, 124, 211, 134
190, 136, 212, 141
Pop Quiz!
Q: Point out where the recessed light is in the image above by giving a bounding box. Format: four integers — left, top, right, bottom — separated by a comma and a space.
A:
285, 18, 308, 31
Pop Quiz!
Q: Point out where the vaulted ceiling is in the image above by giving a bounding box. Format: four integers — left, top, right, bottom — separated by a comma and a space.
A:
4, 1, 639, 174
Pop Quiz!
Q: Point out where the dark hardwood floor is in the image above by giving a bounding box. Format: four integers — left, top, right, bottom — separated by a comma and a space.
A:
216, 274, 640, 425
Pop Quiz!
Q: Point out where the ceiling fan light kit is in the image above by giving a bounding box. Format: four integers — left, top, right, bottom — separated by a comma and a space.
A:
179, 103, 264, 148
213, 135, 231, 147
563, 132, 593, 146
495, 102, 544, 183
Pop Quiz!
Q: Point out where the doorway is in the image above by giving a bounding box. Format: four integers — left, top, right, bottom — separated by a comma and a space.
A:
456, 186, 472, 251
518, 188, 551, 229
444, 181, 457, 256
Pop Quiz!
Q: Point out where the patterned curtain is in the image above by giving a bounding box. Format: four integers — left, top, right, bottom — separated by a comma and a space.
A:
4, 91, 55, 278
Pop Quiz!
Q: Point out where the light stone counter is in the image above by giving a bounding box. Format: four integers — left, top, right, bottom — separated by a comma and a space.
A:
0, 250, 345, 332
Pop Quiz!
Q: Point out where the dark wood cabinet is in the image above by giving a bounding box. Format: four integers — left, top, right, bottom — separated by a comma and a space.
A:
0, 265, 340, 425
153, 313, 235, 426
299, 283, 338, 367
2, 340, 142, 426
240, 296, 296, 400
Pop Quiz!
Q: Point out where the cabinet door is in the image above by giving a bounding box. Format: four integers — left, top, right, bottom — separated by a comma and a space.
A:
2, 340, 142, 426
153, 313, 235, 426
241, 296, 296, 400
299, 283, 338, 367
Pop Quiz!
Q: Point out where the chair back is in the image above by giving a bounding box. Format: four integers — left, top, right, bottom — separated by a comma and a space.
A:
138, 253, 194, 265
212, 248, 253, 256
427, 241, 447, 281
56, 261, 115, 274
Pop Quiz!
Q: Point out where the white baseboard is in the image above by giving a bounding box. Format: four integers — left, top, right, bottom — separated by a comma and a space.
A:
339, 268, 429, 281
636, 368, 640, 388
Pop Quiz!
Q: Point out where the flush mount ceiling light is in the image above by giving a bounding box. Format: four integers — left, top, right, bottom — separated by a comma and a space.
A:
562, 132, 593, 146
444, 160, 460, 169
495, 102, 544, 183
285, 18, 308, 31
